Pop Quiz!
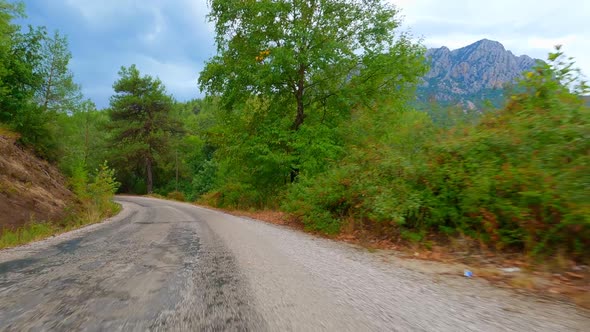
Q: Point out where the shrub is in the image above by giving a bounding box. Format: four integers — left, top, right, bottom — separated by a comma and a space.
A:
167, 191, 186, 201
69, 160, 120, 221
283, 169, 351, 234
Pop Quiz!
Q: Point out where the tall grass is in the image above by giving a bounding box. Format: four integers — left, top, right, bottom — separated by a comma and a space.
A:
0, 222, 55, 248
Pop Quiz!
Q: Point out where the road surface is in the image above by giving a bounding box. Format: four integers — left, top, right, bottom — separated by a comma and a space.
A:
0, 196, 588, 331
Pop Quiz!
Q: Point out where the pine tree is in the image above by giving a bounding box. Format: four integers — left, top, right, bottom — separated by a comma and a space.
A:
108, 65, 179, 194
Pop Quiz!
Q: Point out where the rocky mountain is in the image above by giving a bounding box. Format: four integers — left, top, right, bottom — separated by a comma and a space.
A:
418, 39, 538, 107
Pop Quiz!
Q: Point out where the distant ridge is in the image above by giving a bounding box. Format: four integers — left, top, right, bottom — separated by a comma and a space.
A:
418, 39, 538, 107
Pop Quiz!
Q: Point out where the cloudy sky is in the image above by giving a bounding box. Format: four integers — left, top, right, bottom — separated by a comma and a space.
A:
20, 0, 589, 108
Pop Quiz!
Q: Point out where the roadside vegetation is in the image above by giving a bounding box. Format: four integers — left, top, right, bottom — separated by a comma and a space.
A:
0, 1, 119, 247
0, 127, 120, 249
0, 0, 588, 264
0, 204, 120, 250
282, 48, 589, 261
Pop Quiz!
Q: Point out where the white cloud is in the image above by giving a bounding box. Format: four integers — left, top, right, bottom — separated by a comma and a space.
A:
391, 0, 590, 75
133, 54, 201, 99
141, 7, 166, 44
527, 35, 579, 50
64, 0, 136, 23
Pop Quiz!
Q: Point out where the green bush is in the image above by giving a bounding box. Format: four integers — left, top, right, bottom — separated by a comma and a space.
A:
10, 105, 61, 162
69, 160, 120, 221
191, 159, 217, 197
283, 169, 353, 234
88, 162, 120, 213
203, 182, 268, 209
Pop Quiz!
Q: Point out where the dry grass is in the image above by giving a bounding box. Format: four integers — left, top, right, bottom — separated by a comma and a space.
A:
508, 275, 538, 290
473, 267, 503, 279
0, 125, 20, 139
572, 292, 590, 310
229, 209, 294, 226
547, 250, 575, 271
166, 191, 186, 201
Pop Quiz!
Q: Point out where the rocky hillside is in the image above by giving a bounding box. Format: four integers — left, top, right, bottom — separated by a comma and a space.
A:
418, 39, 538, 107
0, 131, 74, 232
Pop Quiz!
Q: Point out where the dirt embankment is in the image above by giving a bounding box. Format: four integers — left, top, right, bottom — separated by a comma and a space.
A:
0, 134, 74, 232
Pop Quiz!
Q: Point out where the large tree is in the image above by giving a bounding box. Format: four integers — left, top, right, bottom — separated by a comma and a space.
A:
198, 0, 427, 203
0, 0, 23, 86
35, 30, 81, 114
108, 65, 178, 194
0, 21, 58, 158
199, 0, 426, 130
0, 2, 83, 161
0, 23, 45, 124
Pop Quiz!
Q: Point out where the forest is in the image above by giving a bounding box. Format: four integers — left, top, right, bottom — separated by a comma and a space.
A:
1, 0, 588, 261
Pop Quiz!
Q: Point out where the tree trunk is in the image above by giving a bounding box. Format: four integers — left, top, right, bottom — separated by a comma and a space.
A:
293, 92, 305, 131
290, 64, 307, 182
84, 109, 89, 164
42, 64, 55, 113
292, 64, 306, 131
146, 156, 153, 194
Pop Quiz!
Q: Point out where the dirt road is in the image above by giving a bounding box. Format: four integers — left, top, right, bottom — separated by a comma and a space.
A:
0, 196, 588, 331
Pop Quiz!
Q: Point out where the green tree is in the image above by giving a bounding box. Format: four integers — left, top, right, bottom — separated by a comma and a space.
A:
157, 99, 217, 199
199, 0, 426, 206
0, 0, 23, 89
35, 30, 81, 114
0, 24, 59, 159
57, 99, 109, 175
0, 24, 45, 123
108, 65, 179, 194
200, 0, 425, 130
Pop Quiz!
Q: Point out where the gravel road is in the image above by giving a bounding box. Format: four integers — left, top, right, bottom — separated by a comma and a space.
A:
0, 196, 588, 331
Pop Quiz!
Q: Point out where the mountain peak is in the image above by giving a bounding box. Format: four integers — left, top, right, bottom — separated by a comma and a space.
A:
456, 39, 506, 55
420, 39, 538, 106
472, 38, 504, 48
